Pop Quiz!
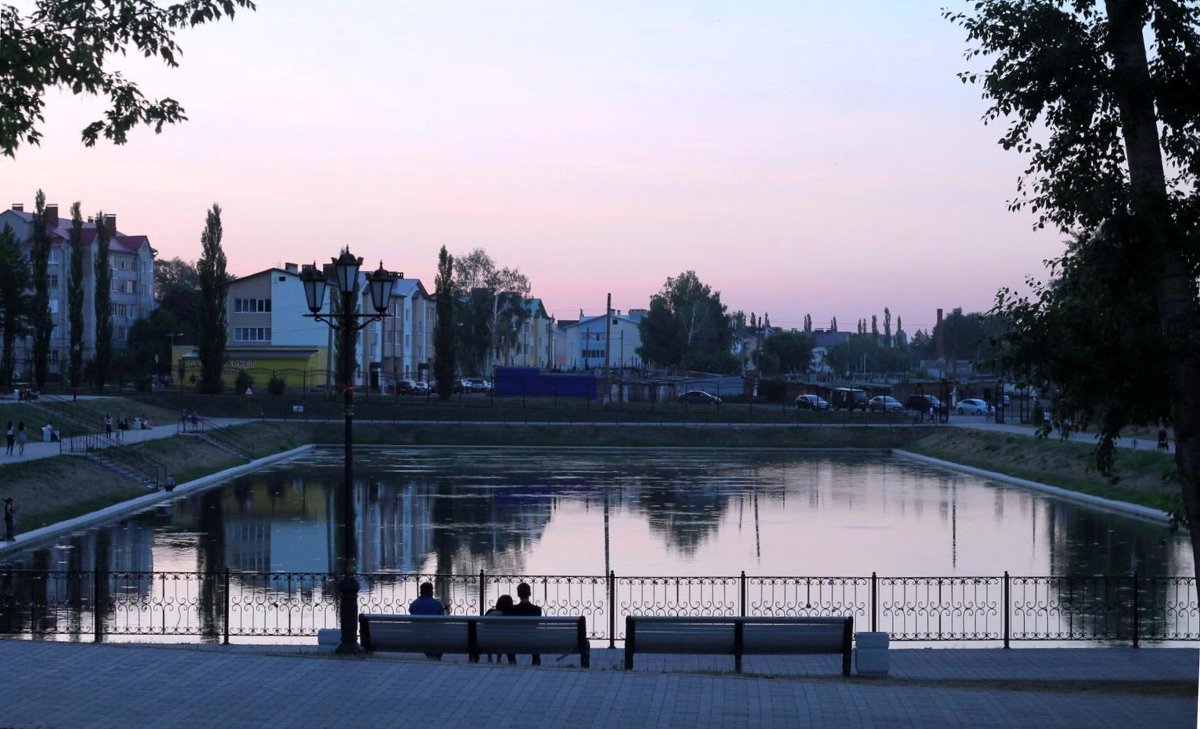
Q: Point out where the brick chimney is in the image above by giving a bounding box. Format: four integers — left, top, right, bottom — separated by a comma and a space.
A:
10, 203, 23, 212
45, 204, 59, 228
104, 214, 117, 236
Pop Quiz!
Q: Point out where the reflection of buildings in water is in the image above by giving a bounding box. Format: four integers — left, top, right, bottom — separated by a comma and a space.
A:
363, 483, 434, 573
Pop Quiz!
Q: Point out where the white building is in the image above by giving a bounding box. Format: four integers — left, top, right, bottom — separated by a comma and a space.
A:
558, 310, 644, 371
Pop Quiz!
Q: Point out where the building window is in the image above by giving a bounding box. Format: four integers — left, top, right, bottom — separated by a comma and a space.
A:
49, 299, 59, 314
233, 298, 272, 313
234, 327, 271, 342
49, 350, 59, 363
49, 274, 59, 288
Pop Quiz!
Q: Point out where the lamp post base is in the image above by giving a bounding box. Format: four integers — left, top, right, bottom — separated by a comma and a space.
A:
336, 574, 362, 654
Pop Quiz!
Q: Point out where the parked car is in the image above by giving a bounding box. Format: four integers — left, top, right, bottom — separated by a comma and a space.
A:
461, 377, 492, 393
395, 378, 418, 394
413, 381, 430, 394
677, 390, 721, 405
795, 394, 830, 410
957, 398, 993, 415
868, 395, 903, 413
830, 387, 868, 411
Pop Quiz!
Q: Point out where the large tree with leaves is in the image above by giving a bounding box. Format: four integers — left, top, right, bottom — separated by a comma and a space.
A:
196, 204, 228, 394
29, 190, 52, 387
637, 271, 737, 373
0, 1, 255, 157
93, 211, 113, 389
0, 224, 32, 389
452, 248, 531, 374
947, 1, 1200, 573
758, 330, 816, 376
67, 202, 86, 387
433, 246, 456, 400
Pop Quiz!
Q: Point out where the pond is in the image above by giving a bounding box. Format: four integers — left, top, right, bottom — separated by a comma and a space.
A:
1, 447, 1193, 644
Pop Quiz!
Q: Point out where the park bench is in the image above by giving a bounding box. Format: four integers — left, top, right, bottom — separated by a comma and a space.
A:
358, 613, 590, 668
624, 615, 853, 674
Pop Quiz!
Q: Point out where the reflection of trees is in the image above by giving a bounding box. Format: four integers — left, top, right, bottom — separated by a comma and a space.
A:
196, 488, 225, 641
635, 482, 726, 556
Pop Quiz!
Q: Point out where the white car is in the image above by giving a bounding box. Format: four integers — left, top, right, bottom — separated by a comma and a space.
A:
957, 398, 993, 415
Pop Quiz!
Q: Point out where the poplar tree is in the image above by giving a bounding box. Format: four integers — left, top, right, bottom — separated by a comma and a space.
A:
196, 204, 228, 394
0, 224, 32, 389
93, 211, 113, 388
30, 190, 52, 387
67, 202, 85, 387
433, 246, 456, 400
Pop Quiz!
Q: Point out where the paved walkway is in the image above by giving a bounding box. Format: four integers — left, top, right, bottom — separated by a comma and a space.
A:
0, 641, 1193, 728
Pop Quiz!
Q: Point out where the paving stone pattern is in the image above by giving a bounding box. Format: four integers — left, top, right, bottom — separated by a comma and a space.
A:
0, 642, 1194, 728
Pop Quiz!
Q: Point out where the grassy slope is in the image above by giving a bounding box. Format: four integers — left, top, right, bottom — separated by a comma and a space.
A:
904, 428, 1180, 514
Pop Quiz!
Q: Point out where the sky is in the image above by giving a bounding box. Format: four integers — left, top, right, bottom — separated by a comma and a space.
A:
1, 0, 1067, 334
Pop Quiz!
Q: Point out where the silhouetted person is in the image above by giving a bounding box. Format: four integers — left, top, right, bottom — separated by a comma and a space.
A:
485, 594, 515, 663
507, 582, 543, 665
409, 581, 446, 659
4, 497, 15, 541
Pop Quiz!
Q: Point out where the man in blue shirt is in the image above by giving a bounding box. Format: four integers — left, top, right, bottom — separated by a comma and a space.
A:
409, 582, 446, 659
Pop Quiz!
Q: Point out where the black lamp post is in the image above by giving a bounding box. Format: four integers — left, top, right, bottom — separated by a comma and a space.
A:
300, 249, 397, 654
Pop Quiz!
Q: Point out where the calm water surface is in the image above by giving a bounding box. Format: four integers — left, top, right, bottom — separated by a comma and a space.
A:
6, 447, 1191, 578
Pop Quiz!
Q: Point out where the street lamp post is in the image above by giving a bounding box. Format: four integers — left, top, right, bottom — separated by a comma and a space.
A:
301, 249, 397, 654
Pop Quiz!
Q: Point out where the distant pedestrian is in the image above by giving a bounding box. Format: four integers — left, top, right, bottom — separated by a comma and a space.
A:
5, 421, 13, 456
15, 422, 27, 456
1158, 428, 1170, 451
4, 498, 15, 541
104, 415, 113, 438
163, 474, 177, 492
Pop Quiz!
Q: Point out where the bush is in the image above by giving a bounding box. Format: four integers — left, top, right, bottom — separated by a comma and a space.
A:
268, 375, 287, 396
235, 370, 254, 396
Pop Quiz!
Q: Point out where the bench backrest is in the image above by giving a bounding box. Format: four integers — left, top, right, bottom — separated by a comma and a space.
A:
359, 614, 589, 665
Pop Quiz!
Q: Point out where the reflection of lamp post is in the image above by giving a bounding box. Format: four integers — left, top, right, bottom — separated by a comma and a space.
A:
301, 250, 396, 654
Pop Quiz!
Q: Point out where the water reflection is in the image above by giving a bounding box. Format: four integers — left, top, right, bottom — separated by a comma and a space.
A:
2, 447, 1190, 580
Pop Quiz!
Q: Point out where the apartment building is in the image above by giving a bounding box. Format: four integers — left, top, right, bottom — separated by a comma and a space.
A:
0, 202, 156, 377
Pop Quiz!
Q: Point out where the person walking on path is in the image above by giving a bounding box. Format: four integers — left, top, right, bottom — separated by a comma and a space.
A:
507, 582, 543, 665
4, 498, 15, 541
104, 415, 113, 438
409, 582, 446, 659
15, 422, 27, 456
5, 421, 13, 456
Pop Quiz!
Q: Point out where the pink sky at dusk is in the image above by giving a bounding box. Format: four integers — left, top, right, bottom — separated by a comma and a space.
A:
1, 0, 1066, 335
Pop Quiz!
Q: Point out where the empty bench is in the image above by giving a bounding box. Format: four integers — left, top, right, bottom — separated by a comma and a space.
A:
359, 614, 590, 668
624, 615, 853, 674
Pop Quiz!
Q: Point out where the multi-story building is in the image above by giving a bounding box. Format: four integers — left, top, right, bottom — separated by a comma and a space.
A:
0, 202, 156, 378
558, 310, 644, 371
371, 278, 434, 388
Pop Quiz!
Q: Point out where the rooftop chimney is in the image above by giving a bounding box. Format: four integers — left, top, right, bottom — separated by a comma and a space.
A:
103, 214, 116, 236
284, 262, 298, 273
10, 203, 23, 212
45, 204, 59, 228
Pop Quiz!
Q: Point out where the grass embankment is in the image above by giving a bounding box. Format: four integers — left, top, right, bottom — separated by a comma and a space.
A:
905, 428, 1180, 514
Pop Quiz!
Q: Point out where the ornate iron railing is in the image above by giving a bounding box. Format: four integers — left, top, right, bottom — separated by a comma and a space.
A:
0, 569, 1194, 646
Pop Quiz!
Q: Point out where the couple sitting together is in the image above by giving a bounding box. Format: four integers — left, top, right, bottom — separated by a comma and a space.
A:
408, 581, 543, 665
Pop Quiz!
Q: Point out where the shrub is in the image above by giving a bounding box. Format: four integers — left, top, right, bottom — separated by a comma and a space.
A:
235, 370, 254, 396
268, 375, 286, 396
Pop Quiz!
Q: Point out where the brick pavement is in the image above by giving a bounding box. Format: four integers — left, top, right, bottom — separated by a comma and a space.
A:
0, 641, 1194, 728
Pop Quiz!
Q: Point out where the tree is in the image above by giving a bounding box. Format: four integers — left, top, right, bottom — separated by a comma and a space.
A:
29, 190, 52, 387
759, 331, 816, 376
884, 308, 892, 347
451, 248, 531, 373
433, 246, 456, 400
93, 211, 114, 388
947, 1, 1200, 574
155, 256, 202, 346
803, 314, 813, 333
0, 1, 256, 157
637, 271, 737, 373
67, 202, 85, 388
830, 316, 838, 332
196, 204, 228, 394
0, 224, 32, 389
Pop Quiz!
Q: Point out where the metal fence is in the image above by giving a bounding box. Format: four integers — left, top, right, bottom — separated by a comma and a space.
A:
0, 569, 1194, 647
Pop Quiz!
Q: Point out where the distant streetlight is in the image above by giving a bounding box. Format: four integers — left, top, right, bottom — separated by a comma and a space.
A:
300, 249, 397, 654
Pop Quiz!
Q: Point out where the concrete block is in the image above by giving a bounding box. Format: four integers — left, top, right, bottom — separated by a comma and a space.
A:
855, 631, 889, 677
317, 628, 341, 652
